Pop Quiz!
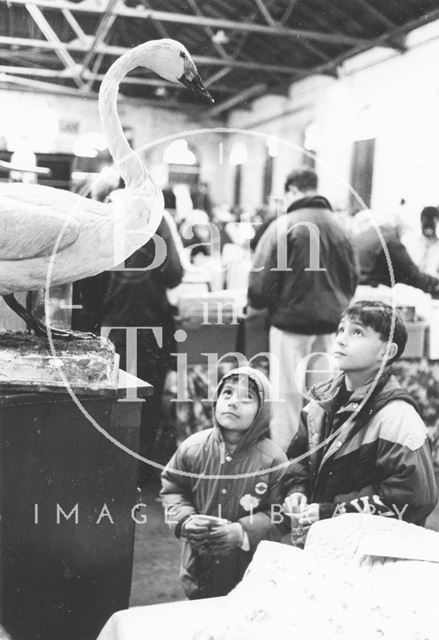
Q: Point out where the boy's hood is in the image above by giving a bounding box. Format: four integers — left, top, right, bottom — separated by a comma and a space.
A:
213, 366, 272, 452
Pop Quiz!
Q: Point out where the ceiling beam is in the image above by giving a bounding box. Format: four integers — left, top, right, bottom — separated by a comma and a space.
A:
252, 0, 330, 68
0, 70, 86, 95
353, 0, 406, 51
354, 0, 397, 31
0, 48, 50, 63
195, 54, 300, 74
204, 66, 232, 88
141, 0, 170, 39
253, 0, 277, 27
0, 70, 214, 111
293, 8, 439, 83
0, 78, 209, 112
61, 8, 87, 41
25, 2, 84, 87
185, 0, 229, 60
279, 0, 298, 26
80, 0, 117, 79
206, 82, 267, 117
204, 0, 292, 89
226, 0, 279, 61
0, 35, 307, 74
0, 63, 236, 92
0, 0, 371, 46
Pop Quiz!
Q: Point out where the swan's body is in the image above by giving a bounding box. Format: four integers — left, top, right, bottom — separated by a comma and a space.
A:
0, 39, 212, 298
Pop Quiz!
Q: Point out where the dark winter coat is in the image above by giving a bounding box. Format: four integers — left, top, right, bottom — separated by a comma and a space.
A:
160, 367, 287, 599
355, 224, 439, 294
75, 213, 183, 331
282, 370, 438, 525
248, 196, 358, 334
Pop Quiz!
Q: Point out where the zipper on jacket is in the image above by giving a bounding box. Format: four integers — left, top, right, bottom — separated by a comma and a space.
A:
220, 442, 226, 464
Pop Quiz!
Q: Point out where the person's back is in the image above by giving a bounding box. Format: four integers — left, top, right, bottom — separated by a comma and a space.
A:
75, 209, 184, 474
247, 168, 358, 452
354, 212, 439, 294
251, 198, 357, 334
161, 367, 287, 599
404, 206, 439, 277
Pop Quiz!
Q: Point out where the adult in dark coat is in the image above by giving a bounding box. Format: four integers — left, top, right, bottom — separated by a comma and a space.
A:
354, 211, 439, 294
248, 168, 358, 451
75, 211, 184, 475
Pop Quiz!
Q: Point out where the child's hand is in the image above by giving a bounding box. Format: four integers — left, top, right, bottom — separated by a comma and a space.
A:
206, 523, 244, 555
181, 516, 210, 547
297, 503, 320, 525
282, 492, 308, 515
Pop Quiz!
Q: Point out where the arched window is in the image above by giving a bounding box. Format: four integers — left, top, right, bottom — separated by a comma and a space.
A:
163, 138, 200, 186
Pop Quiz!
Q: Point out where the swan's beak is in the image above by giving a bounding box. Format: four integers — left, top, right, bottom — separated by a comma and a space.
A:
178, 73, 214, 103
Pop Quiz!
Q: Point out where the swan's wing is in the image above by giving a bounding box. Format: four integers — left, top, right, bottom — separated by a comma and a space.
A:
0, 182, 108, 217
0, 195, 80, 259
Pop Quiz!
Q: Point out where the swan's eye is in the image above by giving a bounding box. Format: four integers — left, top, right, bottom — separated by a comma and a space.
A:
180, 51, 186, 58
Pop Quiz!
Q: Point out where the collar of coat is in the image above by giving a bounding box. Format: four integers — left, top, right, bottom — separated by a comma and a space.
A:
308, 367, 419, 420
286, 195, 332, 214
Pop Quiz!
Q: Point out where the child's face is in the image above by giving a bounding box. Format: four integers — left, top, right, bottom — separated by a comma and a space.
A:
333, 317, 394, 373
215, 378, 259, 433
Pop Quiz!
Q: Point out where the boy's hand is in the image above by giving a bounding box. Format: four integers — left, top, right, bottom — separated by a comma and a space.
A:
297, 503, 320, 525
282, 492, 308, 515
206, 523, 244, 556
181, 516, 210, 547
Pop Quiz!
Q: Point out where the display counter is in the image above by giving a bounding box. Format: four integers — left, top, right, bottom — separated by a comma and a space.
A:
0, 371, 152, 640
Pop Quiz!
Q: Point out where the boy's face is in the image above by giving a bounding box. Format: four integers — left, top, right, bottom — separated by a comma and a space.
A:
333, 316, 395, 373
215, 378, 259, 433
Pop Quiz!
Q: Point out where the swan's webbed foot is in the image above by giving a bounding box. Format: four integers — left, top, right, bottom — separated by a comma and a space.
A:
2, 294, 95, 341
33, 324, 96, 341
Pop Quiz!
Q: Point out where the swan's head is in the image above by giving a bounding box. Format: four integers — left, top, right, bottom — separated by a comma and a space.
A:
148, 39, 214, 103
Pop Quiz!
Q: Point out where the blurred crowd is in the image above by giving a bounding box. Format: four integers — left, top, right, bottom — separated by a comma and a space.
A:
71, 167, 439, 478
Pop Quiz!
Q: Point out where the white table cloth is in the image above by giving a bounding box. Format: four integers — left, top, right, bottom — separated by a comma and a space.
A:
96, 597, 225, 640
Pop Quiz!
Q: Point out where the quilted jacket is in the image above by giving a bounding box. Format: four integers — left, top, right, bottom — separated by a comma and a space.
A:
161, 367, 287, 599
282, 369, 438, 525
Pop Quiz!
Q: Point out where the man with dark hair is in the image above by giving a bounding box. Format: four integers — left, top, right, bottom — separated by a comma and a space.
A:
404, 206, 439, 277
282, 300, 437, 527
248, 167, 358, 451
284, 168, 318, 196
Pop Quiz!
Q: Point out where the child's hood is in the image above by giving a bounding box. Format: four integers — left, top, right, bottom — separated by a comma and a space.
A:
213, 366, 272, 449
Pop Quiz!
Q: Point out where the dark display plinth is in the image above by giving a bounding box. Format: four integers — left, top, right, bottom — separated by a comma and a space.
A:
0, 371, 152, 640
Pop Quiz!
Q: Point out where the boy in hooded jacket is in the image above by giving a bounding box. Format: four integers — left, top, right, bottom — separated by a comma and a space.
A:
282, 301, 437, 530
161, 366, 287, 599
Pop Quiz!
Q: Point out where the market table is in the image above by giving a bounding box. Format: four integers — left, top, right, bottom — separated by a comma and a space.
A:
96, 597, 225, 640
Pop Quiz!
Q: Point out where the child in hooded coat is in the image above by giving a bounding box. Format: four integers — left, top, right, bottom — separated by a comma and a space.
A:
161, 366, 288, 599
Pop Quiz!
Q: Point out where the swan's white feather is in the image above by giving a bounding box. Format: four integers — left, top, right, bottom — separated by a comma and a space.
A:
0, 192, 81, 259
0, 182, 108, 216
0, 39, 193, 297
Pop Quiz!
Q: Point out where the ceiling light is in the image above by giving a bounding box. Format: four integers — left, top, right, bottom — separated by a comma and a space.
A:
154, 86, 168, 98
212, 29, 229, 45
163, 139, 196, 165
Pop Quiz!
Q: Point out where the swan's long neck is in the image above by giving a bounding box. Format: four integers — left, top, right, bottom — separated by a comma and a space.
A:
99, 45, 155, 188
